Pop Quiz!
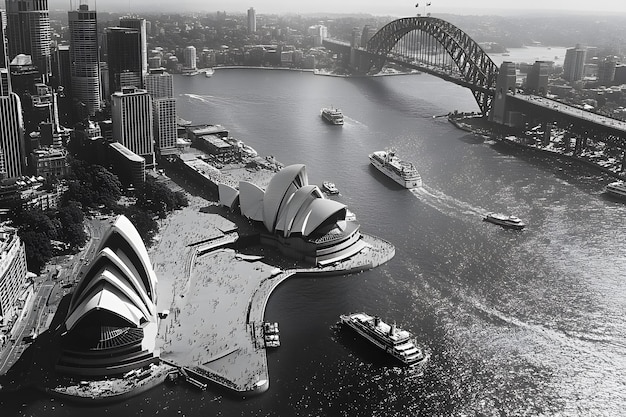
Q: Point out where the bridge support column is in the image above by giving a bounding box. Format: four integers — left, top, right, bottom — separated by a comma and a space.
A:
542, 122, 551, 146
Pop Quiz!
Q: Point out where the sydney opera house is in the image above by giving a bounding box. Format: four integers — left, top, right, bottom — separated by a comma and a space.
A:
55, 216, 160, 377
219, 164, 369, 265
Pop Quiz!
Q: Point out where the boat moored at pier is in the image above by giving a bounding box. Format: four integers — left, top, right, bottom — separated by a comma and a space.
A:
339, 312, 429, 367
483, 212, 526, 230
321, 107, 344, 125
369, 149, 422, 189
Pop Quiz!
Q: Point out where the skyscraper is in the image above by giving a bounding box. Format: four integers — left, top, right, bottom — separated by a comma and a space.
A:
0, 92, 25, 179
68, 2, 101, 117
111, 86, 154, 166
183, 45, 196, 70
145, 68, 176, 156
0, 9, 11, 95
5, 0, 51, 81
563, 45, 586, 82
119, 16, 148, 77
247, 7, 256, 33
106, 27, 143, 94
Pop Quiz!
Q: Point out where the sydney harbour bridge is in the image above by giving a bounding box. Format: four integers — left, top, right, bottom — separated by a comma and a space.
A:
323, 16, 626, 173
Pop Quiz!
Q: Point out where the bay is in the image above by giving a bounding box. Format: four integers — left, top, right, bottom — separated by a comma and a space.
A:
3, 52, 626, 415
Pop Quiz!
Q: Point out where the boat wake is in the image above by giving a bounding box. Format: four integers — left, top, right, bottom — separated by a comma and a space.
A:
184, 93, 238, 106
411, 186, 486, 221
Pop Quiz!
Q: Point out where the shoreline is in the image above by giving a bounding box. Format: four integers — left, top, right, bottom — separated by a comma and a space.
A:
448, 115, 626, 180
147, 161, 395, 395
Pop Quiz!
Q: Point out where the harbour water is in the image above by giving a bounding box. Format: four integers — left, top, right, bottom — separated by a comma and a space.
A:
3, 48, 626, 416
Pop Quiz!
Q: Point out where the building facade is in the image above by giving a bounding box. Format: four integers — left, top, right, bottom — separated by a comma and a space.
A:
247, 7, 256, 33
183, 45, 196, 71
119, 16, 147, 78
5, 0, 51, 80
145, 68, 176, 156
0, 9, 11, 96
563, 45, 587, 82
111, 86, 154, 167
0, 227, 27, 326
68, 3, 101, 116
106, 27, 142, 94
0, 92, 25, 179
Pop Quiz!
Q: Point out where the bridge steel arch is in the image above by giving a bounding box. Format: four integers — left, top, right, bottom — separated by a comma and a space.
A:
366, 17, 499, 115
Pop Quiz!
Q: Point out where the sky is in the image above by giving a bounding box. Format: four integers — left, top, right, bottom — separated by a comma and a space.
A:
49, 0, 626, 16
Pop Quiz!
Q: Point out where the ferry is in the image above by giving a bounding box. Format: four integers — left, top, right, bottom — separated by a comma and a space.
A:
321, 107, 344, 125
605, 180, 626, 200
369, 149, 422, 189
322, 181, 339, 195
340, 313, 429, 367
483, 212, 526, 230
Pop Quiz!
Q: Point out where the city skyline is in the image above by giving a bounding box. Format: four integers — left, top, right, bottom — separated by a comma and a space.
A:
47, 0, 626, 16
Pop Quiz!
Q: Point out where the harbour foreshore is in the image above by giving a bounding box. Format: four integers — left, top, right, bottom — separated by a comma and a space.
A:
149, 160, 395, 394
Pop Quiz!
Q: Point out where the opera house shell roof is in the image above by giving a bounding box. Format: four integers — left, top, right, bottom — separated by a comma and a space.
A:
56, 215, 160, 377
219, 164, 368, 265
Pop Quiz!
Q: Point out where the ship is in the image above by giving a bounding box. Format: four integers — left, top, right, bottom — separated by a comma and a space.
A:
483, 212, 526, 230
605, 180, 626, 200
321, 107, 344, 125
322, 181, 339, 195
339, 313, 429, 367
369, 149, 422, 188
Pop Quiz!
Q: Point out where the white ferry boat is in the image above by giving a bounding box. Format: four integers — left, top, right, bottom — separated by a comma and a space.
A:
483, 212, 526, 230
369, 149, 422, 189
340, 313, 429, 367
605, 180, 626, 199
322, 181, 339, 195
321, 107, 344, 125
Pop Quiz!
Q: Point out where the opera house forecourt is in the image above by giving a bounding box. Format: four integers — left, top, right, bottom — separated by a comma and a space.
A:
219, 164, 368, 265
7, 162, 394, 402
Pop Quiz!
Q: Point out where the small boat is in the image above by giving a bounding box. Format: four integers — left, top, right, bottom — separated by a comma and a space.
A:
322, 181, 339, 195
604, 180, 626, 200
483, 212, 526, 230
204, 68, 215, 77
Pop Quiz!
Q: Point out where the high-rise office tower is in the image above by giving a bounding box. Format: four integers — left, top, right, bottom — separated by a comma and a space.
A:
119, 16, 147, 77
563, 44, 586, 82
111, 86, 154, 166
68, 2, 101, 117
0, 8, 24, 180
0, 92, 25, 179
145, 68, 176, 156
5, 0, 51, 81
183, 45, 196, 70
247, 7, 256, 33
0, 9, 11, 95
106, 27, 143, 95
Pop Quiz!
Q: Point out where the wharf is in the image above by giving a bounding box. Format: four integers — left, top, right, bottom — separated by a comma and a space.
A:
151, 165, 395, 394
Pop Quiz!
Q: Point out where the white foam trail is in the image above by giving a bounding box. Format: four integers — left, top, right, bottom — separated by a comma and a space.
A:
411, 185, 487, 220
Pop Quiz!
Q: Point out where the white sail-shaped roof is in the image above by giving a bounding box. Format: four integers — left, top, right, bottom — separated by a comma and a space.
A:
239, 181, 265, 221
263, 164, 307, 232
218, 183, 240, 210
65, 215, 158, 332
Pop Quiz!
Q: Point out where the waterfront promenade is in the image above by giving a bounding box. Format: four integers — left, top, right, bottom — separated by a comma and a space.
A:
150, 172, 395, 393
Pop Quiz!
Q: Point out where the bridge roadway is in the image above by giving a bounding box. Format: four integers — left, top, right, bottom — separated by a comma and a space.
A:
509, 94, 626, 137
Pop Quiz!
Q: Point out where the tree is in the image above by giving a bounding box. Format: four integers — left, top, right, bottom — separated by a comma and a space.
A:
18, 230, 53, 274
57, 201, 87, 250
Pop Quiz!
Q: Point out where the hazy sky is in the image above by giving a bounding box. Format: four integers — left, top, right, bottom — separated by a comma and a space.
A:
49, 1, 626, 16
